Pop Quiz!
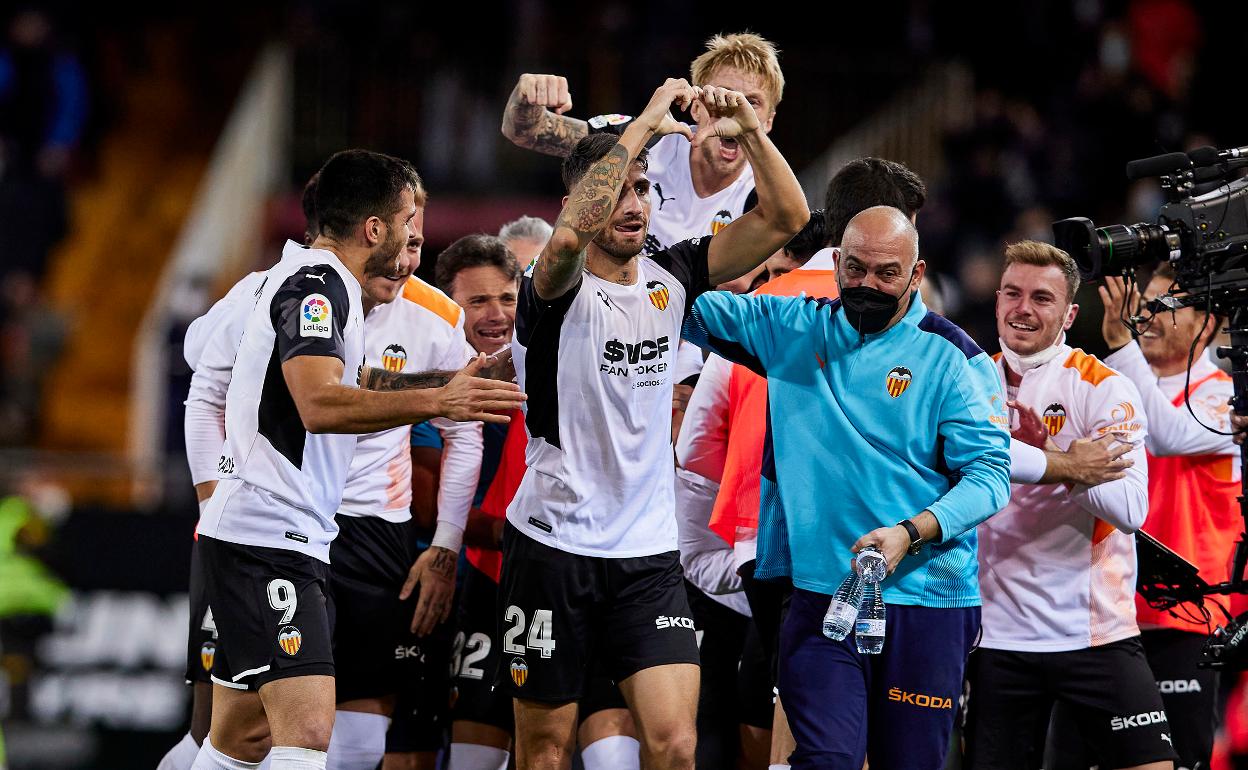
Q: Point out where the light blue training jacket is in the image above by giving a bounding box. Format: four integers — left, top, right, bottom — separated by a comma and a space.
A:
683, 291, 1011, 607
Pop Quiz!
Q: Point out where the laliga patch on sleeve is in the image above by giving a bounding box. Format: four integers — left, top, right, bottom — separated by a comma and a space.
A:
300, 293, 333, 338
588, 113, 633, 131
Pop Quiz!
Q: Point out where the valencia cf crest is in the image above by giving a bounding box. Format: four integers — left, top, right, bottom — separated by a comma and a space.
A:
1043, 403, 1067, 436
710, 209, 733, 235
382, 343, 408, 372
510, 657, 529, 687
278, 625, 303, 657
647, 280, 671, 311
200, 641, 216, 671
885, 366, 913, 398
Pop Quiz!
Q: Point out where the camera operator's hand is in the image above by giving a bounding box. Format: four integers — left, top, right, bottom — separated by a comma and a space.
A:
1098, 276, 1137, 350
1233, 412, 1248, 446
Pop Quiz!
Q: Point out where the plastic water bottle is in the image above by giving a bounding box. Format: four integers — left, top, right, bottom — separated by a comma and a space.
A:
822, 547, 887, 641
855, 548, 887, 654
821, 571, 863, 641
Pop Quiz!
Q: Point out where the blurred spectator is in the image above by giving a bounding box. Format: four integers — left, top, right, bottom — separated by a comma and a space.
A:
0, 8, 87, 282
0, 271, 68, 446
0, 8, 84, 446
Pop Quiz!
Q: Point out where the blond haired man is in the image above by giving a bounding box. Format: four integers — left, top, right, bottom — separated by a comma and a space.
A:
964, 241, 1175, 770
501, 31, 782, 257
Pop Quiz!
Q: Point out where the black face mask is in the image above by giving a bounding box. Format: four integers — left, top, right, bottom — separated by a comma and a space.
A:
839, 266, 916, 335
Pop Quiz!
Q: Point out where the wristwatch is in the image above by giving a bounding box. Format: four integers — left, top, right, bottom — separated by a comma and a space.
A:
897, 519, 924, 555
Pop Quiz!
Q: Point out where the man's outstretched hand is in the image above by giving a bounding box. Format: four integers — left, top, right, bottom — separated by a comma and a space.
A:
437, 353, 526, 423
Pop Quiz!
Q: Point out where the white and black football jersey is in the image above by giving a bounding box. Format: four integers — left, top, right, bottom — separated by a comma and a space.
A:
509, 237, 712, 557
641, 125, 757, 257
197, 241, 365, 562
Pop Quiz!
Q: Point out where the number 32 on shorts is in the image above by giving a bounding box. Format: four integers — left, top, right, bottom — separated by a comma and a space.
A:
503, 605, 556, 658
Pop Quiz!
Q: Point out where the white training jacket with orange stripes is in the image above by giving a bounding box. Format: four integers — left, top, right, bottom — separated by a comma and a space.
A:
978, 344, 1150, 652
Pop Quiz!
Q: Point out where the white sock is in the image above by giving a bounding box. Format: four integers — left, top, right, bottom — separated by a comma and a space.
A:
768, 765, 791, 770
269, 746, 327, 770
325, 710, 389, 770
448, 742, 510, 770
158, 733, 203, 770
580, 735, 640, 770
190, 737, 262, 770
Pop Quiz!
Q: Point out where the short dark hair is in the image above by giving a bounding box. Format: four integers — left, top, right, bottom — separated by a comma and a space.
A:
301, 172, 320, 244
784, 209, 827, 265
313, 149, 423, 240
823, 157, 926, 247
561, 134, 648, 193
435, 234, 522, 295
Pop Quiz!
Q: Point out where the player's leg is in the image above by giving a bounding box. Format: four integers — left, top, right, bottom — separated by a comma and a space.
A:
961, 647, 1052, 769
775, 587, 869, 770
866, 605, 979, 770
498, 523, 594, 770
196, 536, 337, 769
449, 562, 513, 769
737, 619, 775, 770
604, 550, 701, 770
617, 664, 699, 770
195, 683, 272, 765
1053, 637, 1177, 770
379, 610, 453, 770
686, 581, 750, 768
740, 561, 795, 769
161, 541, 219, 770
578, 708, 639, 770
513, 700, 580, 770
578, 666, 639, 770
448, 721, 511, 770
1142, 628, 1217, 770
327, 516, 425, 770
769, 697, 795, 770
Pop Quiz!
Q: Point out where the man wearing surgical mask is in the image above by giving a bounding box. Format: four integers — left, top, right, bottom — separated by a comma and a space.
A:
682, 205, 1011, 770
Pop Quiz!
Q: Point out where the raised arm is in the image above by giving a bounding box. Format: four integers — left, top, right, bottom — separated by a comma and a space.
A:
693, 87, 809, 285
535, 78, 698, 300
501, 73, 589, 157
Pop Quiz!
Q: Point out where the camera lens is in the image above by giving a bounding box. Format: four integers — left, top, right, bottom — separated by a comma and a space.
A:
1053, 217, 1171, 280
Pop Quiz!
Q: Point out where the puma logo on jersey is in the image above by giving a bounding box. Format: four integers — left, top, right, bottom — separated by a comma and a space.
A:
655, 183, 676, 210
304, 272, 326, 283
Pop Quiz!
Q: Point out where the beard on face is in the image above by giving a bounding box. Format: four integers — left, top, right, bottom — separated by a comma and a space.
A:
363, 224, 406, 279
592, 215, 648, 261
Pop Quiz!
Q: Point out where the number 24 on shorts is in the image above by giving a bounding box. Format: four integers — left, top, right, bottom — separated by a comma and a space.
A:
503, 606, 556, 659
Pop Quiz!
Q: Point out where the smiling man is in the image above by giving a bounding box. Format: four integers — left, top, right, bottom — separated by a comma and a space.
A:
963, 241, 1174, 770
502, 77, 807, 770
500, 33, 782, 257
682, 206, 1010, 770
1049, 265, 1237, 770
187, 151, 524, 770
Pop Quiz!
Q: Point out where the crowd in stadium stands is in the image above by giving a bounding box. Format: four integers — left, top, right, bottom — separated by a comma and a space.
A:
0, 9, 84, 445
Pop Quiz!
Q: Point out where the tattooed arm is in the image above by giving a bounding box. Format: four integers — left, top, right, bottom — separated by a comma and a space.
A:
359, 367, 453, 392
535, 78, 699, 300
501, 73, 588, 157
360, 346, 514, 391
